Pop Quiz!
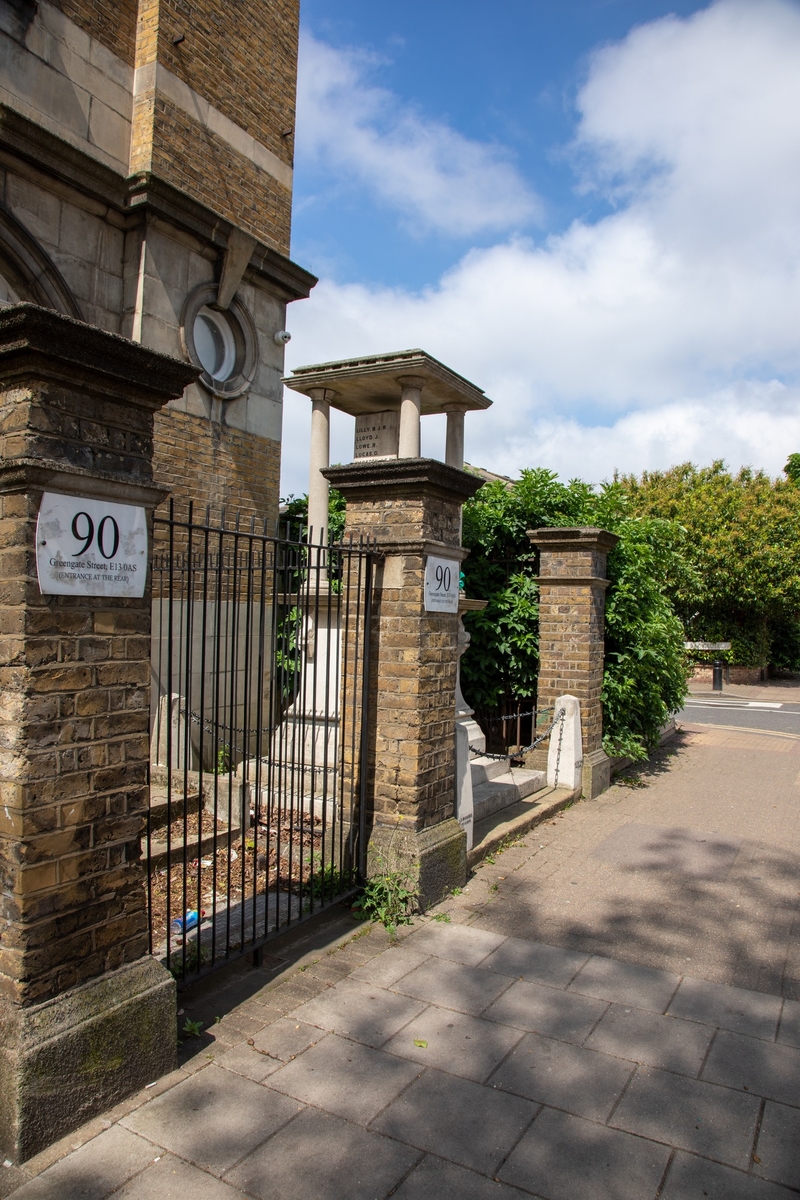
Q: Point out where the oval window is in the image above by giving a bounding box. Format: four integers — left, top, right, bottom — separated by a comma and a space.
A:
194, 306, 236, 381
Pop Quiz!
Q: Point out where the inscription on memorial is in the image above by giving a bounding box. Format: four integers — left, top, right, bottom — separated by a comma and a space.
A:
354, 410, 400, 459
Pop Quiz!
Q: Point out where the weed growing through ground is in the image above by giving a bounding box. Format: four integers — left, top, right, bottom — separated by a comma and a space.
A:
182, 1018, 203, 1038
432, 912, 451, 922
353, 869, 418, 936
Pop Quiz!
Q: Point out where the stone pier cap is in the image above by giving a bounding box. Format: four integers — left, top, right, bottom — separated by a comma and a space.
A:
528, 527, 620, 555
282, 348, 492, 417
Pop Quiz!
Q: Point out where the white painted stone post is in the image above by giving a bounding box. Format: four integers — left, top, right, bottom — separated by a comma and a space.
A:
455, 722, 474, 851
547, 694, 583, 790
397, 376, 424, 458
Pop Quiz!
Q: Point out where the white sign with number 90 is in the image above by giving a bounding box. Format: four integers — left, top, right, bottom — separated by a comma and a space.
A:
424, 554, 460, 612
36, 492, 148, 597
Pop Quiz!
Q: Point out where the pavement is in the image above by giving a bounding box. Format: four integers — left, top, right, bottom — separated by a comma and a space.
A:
4, 700, 800, 1199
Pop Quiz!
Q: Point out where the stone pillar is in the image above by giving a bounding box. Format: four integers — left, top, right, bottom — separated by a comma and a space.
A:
444, 407, 466, 469
0, 304, 197, 1162
397, 377, 424, 458
528, 527, 619, 799
323, 458, 481, 906
308, 387, 335, 557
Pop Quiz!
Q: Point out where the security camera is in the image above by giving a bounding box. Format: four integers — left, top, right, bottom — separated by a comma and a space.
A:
274, 330, 291, 345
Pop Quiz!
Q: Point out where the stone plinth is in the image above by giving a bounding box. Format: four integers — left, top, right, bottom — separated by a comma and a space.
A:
528, 527, 619, 800
324, 458, 482, 906
0, 304, 197, 1161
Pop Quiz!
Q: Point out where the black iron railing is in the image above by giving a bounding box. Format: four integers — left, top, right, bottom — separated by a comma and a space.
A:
148, 502, 377, 985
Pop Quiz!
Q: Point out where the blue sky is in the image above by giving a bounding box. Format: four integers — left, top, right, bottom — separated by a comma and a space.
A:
292, 0, 703, 289
281, 1, 800, 496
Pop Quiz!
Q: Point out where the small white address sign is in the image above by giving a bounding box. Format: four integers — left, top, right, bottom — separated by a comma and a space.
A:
36, 493, 148, 598
424, 555, 460, 613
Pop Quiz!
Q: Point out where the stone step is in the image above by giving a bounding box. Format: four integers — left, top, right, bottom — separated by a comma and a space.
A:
470, 755, 510, 785
513, 768, 546, 800
148, 785, 202, 832
472, 768, 546, 824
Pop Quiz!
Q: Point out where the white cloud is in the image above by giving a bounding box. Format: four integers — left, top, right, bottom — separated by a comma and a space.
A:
295, 33, 541, 236
283, 1, 800, 494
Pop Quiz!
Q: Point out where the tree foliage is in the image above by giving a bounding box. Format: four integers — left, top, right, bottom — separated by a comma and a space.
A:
460, 469, 690, 761
621, 462, 800, 669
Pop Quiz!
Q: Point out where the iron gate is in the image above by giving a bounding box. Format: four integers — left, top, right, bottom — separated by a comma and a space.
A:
147, 502, 377, 985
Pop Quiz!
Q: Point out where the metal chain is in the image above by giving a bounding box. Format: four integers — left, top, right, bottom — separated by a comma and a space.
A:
468, 707, 565, 762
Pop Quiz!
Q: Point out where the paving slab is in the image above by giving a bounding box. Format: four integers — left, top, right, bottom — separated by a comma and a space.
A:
498, 1106, 670, 1200
226, 1107, 419, 1200
667, 977, 783, 1041
371, 1068, 536, 1175
392, 956, 513, 1015
484, 977, 608, 1042
479, 936, 589, 987
215, 1041, 284, 1083
288, 978, 426, 1047
488, 1031, 633, 1121
611, 1066, 761, 1168
660, 1150, 797, 1199
391, 1153, 528, 1200
777, 998, 800, 1047
382, 1003, 523, 1081
587, 1004, 714, 1074
114, 1153, 244, 1199
250, 1017, 325, 1060
568, 954, 681, 1012
702, 1030, 800, 1105
349, 946, 429, 987
5, 1127, 158, 1200
753, 1101, 800, 1190
266, 1033, 421, 1123
403, 922, 505, 965
121, 1065, 302, 1174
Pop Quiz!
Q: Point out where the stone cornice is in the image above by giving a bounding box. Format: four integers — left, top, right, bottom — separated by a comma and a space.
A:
127, 175, 317, 302
528, 526, 620, 554
0, 460, 169, 507
379, 539, 469, 561
0, 304, 198, 407
323, 458, 483, 505
0, 108, 317, 303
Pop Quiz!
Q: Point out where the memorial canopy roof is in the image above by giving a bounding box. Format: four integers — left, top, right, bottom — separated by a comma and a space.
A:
282, 349, 492, 416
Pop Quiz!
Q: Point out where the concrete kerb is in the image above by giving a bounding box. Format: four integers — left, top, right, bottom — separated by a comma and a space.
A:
467, 784, 581, 870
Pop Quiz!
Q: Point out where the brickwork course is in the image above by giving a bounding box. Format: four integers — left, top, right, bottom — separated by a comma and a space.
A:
4, 716, 798, 1198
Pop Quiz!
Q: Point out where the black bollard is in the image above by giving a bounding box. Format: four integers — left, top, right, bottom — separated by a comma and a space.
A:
712, 659, 724, 692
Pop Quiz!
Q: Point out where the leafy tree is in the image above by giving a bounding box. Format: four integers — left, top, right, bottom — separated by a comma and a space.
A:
784, 453, 800, 485
460, 470, 690, 760
621, 462, 800, 669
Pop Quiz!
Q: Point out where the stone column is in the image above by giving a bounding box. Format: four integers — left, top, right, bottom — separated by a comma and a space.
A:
323, 458, 481, 905
444, 407, 466, 469
308, 387, 335, 555
397, 377, 425, 458
528, 527, 619, 799
0, 304, 197, 1162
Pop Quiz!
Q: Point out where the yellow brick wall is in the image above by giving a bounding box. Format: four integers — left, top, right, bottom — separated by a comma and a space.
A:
153, 408, 281, 527
143, 99, 292, 252
48, 0, 139, 64
154, 0, 298, 169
